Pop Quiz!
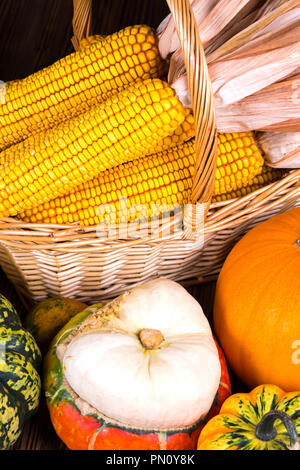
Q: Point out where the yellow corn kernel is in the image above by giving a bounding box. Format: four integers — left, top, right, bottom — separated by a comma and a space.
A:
213, 132, 264, 196
79, 35, 106, 49
0, 25, 166, 150
212, 166, 284, 202
19, 132, 268, 226
149, 108, 195, 154
0, 79, 186, 217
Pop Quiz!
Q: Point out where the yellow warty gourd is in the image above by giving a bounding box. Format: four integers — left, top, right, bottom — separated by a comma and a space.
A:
0, 25, 165, 150
20, 132, 266, 226
0, 79, 186, 217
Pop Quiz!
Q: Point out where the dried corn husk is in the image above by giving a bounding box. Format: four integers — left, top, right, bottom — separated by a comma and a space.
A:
158, 0, 300, 133
208, 28, 300, 107
157, 0, 264, 58
215, 75, 300, 132
254, 0, 289, 17
257, 132, 300, 168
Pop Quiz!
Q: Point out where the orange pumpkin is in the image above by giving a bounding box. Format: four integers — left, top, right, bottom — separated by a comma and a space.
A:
214, 208, 300, 391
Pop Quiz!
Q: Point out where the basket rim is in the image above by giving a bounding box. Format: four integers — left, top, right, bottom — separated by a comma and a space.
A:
0, 168, 299, 251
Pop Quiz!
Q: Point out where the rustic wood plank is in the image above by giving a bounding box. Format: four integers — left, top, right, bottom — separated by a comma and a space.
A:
0, 0, 169, 82
0, 0, 73, 81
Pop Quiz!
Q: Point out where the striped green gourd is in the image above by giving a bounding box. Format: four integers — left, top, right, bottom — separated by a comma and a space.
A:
0, 294, 41, 449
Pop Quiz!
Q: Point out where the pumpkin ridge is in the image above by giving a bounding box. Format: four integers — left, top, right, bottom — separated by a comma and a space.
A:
276, 394, 300, 417
0, 374, 39, 420
257, 386, 278, 415
87, 422, 107, 450
0, 351, 41, 415
291, 410, 300, 421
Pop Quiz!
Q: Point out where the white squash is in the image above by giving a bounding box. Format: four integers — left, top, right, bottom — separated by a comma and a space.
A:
62, 278, 221, 430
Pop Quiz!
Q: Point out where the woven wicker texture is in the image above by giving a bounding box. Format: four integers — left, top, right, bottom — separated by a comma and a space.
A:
0, 169, 299, 306
72, 0, 92, 50
0, 0, 299, 306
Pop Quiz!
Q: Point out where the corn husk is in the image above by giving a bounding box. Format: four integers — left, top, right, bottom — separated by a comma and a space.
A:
158, 0, 300, 133
257, 132, 300, 168
157, 0, 264, 58
161, 0, 266, 83
215, 75, 300, 132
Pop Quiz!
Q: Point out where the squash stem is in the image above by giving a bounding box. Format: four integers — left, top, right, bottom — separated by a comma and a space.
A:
255, 410, 299, 449
296, 239, 300, 247
139, 329, 164, 349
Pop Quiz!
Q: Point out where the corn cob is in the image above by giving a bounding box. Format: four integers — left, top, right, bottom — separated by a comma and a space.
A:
79, 35, 106, 49
150, 108, 195, 154
0, 79, 186, 218
19, 132, 265, 226
212, 166, 284, 202
0, 106, 195, 168
214, 132, 264, 196
0, 25, 166, 150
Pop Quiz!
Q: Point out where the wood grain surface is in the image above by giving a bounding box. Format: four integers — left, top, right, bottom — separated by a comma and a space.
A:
0, 0, 242, 451
0, 0, 169, 81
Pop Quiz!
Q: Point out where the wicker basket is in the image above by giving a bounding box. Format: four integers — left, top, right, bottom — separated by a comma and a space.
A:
0, 0, 299, 308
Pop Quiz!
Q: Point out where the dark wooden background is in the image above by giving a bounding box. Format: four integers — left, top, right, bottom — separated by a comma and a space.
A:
0, 0, 242, 451
0, 0, 169, 81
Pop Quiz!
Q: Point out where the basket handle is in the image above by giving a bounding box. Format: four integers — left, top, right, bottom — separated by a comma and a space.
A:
72, 0, 93, 50
166, 0, 217, 207
72, 0, 217, 208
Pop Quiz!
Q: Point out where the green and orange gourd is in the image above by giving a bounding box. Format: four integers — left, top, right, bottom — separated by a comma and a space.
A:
44, 278, 231, 450
198, 384, 300, 450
